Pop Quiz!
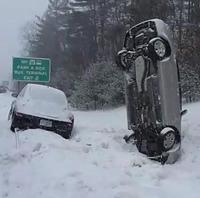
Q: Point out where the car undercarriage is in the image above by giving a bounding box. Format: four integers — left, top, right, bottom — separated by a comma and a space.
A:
116, 19, 182, 164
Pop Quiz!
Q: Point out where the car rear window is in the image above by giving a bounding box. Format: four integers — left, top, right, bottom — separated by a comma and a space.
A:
29, 86, 67, 106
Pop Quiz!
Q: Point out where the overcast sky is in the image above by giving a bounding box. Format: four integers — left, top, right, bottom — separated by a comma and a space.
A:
0, 0, 48, 80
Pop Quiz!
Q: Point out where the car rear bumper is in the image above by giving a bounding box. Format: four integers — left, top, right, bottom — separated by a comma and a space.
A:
13, 112, 73, 135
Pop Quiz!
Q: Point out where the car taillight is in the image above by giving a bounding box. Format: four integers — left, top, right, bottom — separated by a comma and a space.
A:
68, 114, 74, 122
16, 112, 23, 117
69, 117, 74, 122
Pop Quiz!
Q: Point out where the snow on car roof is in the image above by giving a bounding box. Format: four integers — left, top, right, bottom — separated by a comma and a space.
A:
27, 83, 64, 95
25, 83, 67, 105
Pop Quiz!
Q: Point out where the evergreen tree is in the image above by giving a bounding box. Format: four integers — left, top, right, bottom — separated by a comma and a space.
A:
70, 62, 124, 109
21, 0, 200, 108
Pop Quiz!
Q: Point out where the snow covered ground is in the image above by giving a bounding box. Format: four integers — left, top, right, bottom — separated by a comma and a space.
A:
0, 93, 200, 198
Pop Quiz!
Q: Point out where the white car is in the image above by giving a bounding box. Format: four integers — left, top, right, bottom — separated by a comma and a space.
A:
8, 84, 74, 139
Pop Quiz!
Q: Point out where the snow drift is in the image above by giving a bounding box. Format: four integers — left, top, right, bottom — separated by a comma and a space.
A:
0, 93, 200, 198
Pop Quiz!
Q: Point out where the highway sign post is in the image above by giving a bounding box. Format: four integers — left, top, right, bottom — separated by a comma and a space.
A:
12, 57, 51, 82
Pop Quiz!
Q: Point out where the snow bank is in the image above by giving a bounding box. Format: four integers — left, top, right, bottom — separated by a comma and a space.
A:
0, 93, 200, 198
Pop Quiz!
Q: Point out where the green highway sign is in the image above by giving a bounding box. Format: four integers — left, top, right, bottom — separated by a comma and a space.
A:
12, 57, 51, 82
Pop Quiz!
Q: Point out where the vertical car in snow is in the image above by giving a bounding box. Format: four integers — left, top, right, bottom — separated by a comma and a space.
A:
8, 84, 74, 139
116, 19, 185, 164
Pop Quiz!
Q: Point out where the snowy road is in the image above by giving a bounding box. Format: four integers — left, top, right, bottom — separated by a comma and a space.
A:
0, 93, 200, 198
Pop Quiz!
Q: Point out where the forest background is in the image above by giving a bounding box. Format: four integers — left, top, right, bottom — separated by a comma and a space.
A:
21, 0, 200, 109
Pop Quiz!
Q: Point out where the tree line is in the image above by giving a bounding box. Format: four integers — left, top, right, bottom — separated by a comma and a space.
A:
22, 0, 200, 109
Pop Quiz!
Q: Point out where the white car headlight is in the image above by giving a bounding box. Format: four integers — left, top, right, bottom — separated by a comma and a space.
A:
154, 39, 166, 58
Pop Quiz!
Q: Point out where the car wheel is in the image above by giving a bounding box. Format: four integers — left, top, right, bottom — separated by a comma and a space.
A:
160, 127, 177, 151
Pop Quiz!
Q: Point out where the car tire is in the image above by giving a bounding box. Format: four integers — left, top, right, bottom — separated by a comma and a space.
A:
160, 127, 177, 152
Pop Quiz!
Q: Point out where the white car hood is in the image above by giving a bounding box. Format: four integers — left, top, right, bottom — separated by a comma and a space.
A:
16, 99, 72, 122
